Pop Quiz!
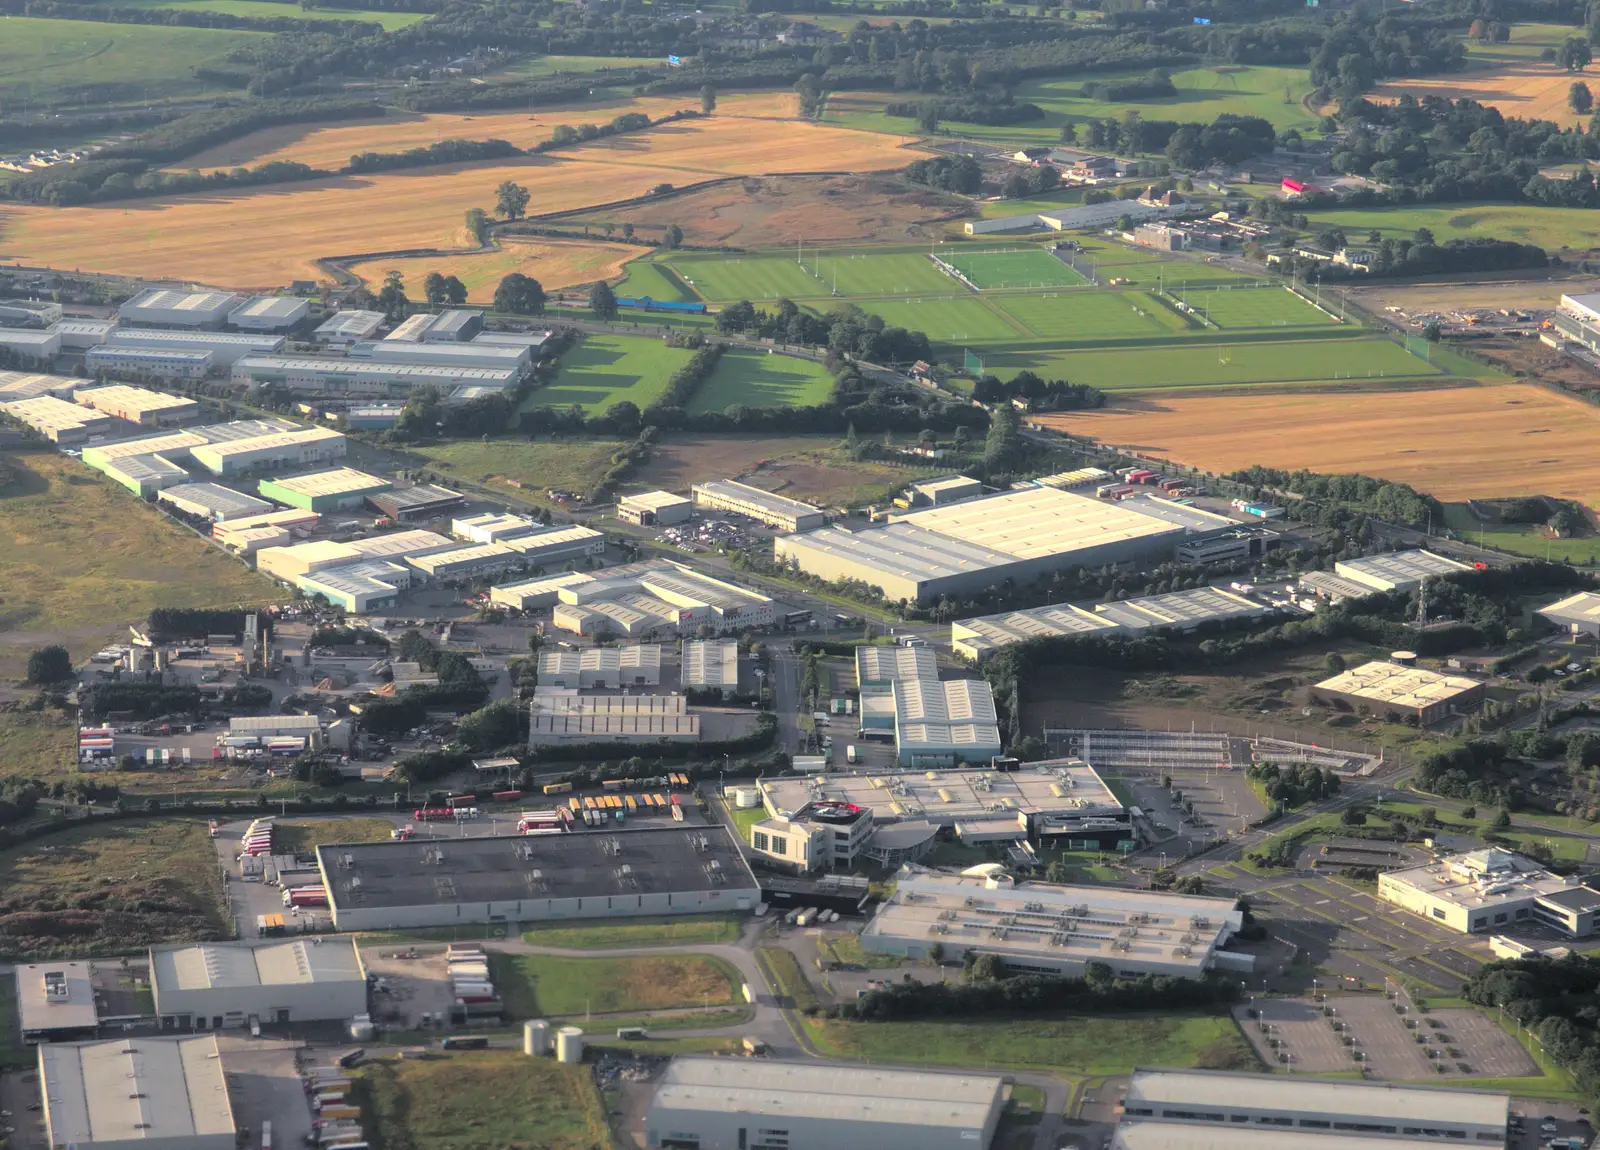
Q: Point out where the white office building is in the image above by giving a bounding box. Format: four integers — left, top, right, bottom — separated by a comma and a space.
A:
692, 479, 825, 533
1378, 848, 1600, 936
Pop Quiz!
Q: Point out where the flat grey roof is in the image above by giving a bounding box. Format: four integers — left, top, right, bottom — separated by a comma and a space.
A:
150, 938, 363, 991
370, 483, 464, 511
651, 1057, 1004, 1131
692, 479, 823, 518
16, 961, 98, 1033
316, 825, 758, 911
158, 483, 274, 518
230, 296, 308, 320
1124, 1067, 1507, 1128
40, 1036, 235, 1145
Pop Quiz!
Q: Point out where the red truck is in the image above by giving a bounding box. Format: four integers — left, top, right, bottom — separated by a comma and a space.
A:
414, 808, 454, 822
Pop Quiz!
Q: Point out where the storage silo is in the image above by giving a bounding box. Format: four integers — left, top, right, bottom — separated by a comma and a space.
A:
524, 1019, 550, 1056
556, 1026, 585, 1064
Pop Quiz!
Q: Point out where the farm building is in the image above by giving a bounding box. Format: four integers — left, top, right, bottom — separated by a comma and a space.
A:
227, 296, 310, 333
692, 479, 825, 532
861, 867, 1247, 978
314, 825, 759, 931
119, 289, 241, 329
645, 1059, 1007, 1150
313, 310, 385, 345
367, 483, 466, 521
453, 512, 543, 544
490, 559, 773, 633
0, 395, 112, 443
683, 640, 739, 689
348, 339, 530, 373
73, 384, 199, 426
157, 483, 275, 522
778, 487, 1235, 605
52, 319, 118, 349
423, 309, 484, 342
105, 327, 285, 369
1310, 660, 1483, 723
0, 328, 61, 361
257, 467, 390, 512
619, 489, 693, 526
149, 938, 367, 1026
1378, 848, 1600, 936
0, 298, 62, 327
539, 644, 662, 688
0, 371, 79, 401
405, 542, 525, 582
230, 355, 520, 396
85, 345, 211, 381
1332, 550, 1472, 594
38, 1036, 235, 1150
528, 690, 700, 742
1113, 1069, 1507, 1150
189, 426, 347, 478
17, 961, 99, 1041
1538, 590, 1600, 636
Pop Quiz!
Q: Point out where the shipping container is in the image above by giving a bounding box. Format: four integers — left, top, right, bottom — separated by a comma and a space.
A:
446, 795, 475, 809
602, 779, 625, 791
543, 781, 574, 795
491, 789, 522, 802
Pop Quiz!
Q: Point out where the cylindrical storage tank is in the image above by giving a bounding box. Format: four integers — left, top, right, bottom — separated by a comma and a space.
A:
733, 788, 757, 809
524, 1019, 551, 1056
556, 1026, 585, 1064
1390, 650, 1418, 666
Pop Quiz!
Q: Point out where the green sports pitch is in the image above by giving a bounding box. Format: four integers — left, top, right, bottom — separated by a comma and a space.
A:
938, 247, 1089, 290
666, 250, 955, 303
992, 290, 1190, 340
1176, 285, 1338, 329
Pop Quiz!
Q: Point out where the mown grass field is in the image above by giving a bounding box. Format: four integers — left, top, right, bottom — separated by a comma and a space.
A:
409, 438, 626, 500
614, 259, 697, 303
1179, 285, 1338, 329
942, 247, 1087, 289
520, 914, 742, 949
991, 290, 1189, 340
0, 16, 265, 105
490, 952, 741, 1016
1304, 203, 1600, 252
667, 249, 954, 302
857, 295, 1024, 342
359, 1051, 609, 1150
109, 0, 424, 26
532, 333, 694, 414
688, 350, 836, 413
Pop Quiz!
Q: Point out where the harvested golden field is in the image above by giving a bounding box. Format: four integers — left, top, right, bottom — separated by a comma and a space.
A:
1039, 383, 1600, 509
1363, 25, 1592, 127
348, 238, 634, 299
0, 106, 913, 287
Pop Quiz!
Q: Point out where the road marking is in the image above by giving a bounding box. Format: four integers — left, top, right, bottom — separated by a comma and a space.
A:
1352, 916, 1368, 922
1315, 899, 1330, 904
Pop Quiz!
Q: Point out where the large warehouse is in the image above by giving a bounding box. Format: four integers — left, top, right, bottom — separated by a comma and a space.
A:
890, 677, 1003, 767
230, 355, 521, 395
73, 384, 199, 426
528, 691, 702, 743
540, 644, 662, 688
0, 327, 62, 361
258, 467, 390, 511
80, 418, 301, 496
776, 487, 1237, 604
105, 327, 286, 368
227, 295, 310, 332
368, 483, 466, 521
157, 483, 275, 522
119, 289, 241, 329
0, 395, 112, 443
1538, 590, 1600, 636
0, 371, 78, 401
491, 559, 774, 635
315, 825, 760, 931
189, 426, 347, 477
1378, 847, 1600, 936
646, 1058, 1007, 1150
314, 310, 385, 345
149, 938, 367, 1027
952, 586, 1269, 660
349, 338, 530, 372
1310, 660, 1484, 724
692, 479, 826, 532
1333, 550, 1472, 594
39, 1036, 235, 1150
862, 867, 1249, 977
619, 490, 693, 526
85, 345, 212, 380
1113, 1068, 1508, 1150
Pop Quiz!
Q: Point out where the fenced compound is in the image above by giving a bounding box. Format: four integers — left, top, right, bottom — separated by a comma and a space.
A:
1044, 728, 1236, 771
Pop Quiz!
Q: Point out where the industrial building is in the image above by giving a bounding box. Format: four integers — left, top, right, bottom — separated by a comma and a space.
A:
645, 1058, 1007, 1150
73, 384, 200, 426
504, 524, 606, 566
1378, 848, 1600, 936
349, 338, 530, 373
856, 645, 938, 686
157, 483, 275, 522
453, 512, 543, 544
405, 541, 525, 582
80, 419, 299, 497
368, 483, 466, 522
314, 825, 759, 931
951, 587, 1272, 660
749, 801, 891, 874
472, 329, 551, 351
1310, 660, 1484, 724
777, 487, 1237, 604
52, 319, 119, 350
230, 355, 520, 396
227, 296, 310, 333
907, 475, 984, 507
38, 1036, 235, 1150
86, 345, 212, 381
149, 938, 367, 1027
1114, 1069, 1508, 1150
256, 531, 453, 610
1333, 550, 1472, 594
190, 426, 347, 477
343, 404, 404, 429
212, 507, 319, 542
1538, 590, 1600, 636
692, 479, 826, 532
0, 371, 79, 402
528, 690, 701, 742
120, 289, 241, 329
16, 961, 99, 1041
299, 561, 411, 612
0, 395, 112, 443
539, 644, 662, 688
1035, 467, 1113, 491
104, 327, 285, 369
862, 867, 1249, 977
0, 298, 62, 327
683, 640, 739, 689
0, 327, 61, 361
619, 489, 694, 526
891, 678, 1003, 767
384, 312, 438, 341
423, 309, 484, 342
490, 560, 773, 635
257, 467, 390, 511
314, 310, 385, 345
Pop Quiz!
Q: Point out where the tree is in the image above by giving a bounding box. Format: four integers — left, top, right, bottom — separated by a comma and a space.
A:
1562, 37, 1594, 72
661, 224, 684, 250
494, 272, 546, 315
1573, 81, 1594, 114
1341, 806, 1367, 826
917, 100, 940, 134
701, 84, 717, 115
443, 276, 468, 306
590, 281, 618, 320
376, 270, 408, 321
465, 207, 490, 246
423, 272, 447, 306
1412, 227, 1435, 245
1462, 804, 1477, 820
1059, 122, 1077, 144
1418, 806, 1437, 826
1421, 320, 1443, 342
1493, 808, 1512, 830
1323, 651, 1347, 674
984, 403, 1020, 472
495, 180, 530, 220
26, 644, 71, 684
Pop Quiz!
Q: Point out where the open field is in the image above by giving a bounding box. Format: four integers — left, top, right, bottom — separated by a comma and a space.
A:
490, 952, 740, 1016
0, 16, 264, 106
109, 0, 424, 26
360, 1051, 609, 1150
613, 260, 696, 303
409, 438, 626, 500
273, 818, 394, 852
628, 434, 945, 506
1040, 382, 1600, 510
807, 1012, 1256, 1075
0, 818, 228, 959
0, 707, 76, 781
991, 290, 1190, 340
1350, 275, 1577, 314
1304, 203, 1600, 253
496, 53, 666, 77
348, 238, 635, 300
1441, 502, 1600, 562
520, 914, 741, 949
533, 333, 694, 414
0, 451, 279, 679
0, 104, 916, 286
688, 350, 836, 413
942, 247, 1087, 289
1179, 285, 1339, 329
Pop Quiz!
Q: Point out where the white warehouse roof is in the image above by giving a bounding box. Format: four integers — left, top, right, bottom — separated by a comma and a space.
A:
39, 1036, 235, 1147
149, 938, 363, 992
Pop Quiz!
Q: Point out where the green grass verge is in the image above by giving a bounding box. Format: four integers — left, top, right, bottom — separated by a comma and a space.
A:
758, 945, 820, 1012
408, 438, 626, 502
532, 332, 694, 414
519, 913, 743, 949
824, 932, 906, 970
490, 952, 742, 1016
274, 818, 395, 852
109, 0, 423, 26
725, 803, 767, 842
1443, 503, 1600, 563
688, 350, 836, 414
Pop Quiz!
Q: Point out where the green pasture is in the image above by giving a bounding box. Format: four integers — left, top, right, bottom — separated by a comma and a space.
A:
688, 350, 835, 413
979, 186, 1086, 219
941, 247, 1088, 289
1303, 203, 1600, 252
994, 337, 1441, 391
0, 16, 266, 106
1442, 503, 1600, 563
108, 0, 423, 26
1463, 21, 1585, 64
858, 295, 1025, 342
614, 260, 697, 304
991, 290, 1189, 340
1177, 285, 1338, 329
534, 333, 693, 413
